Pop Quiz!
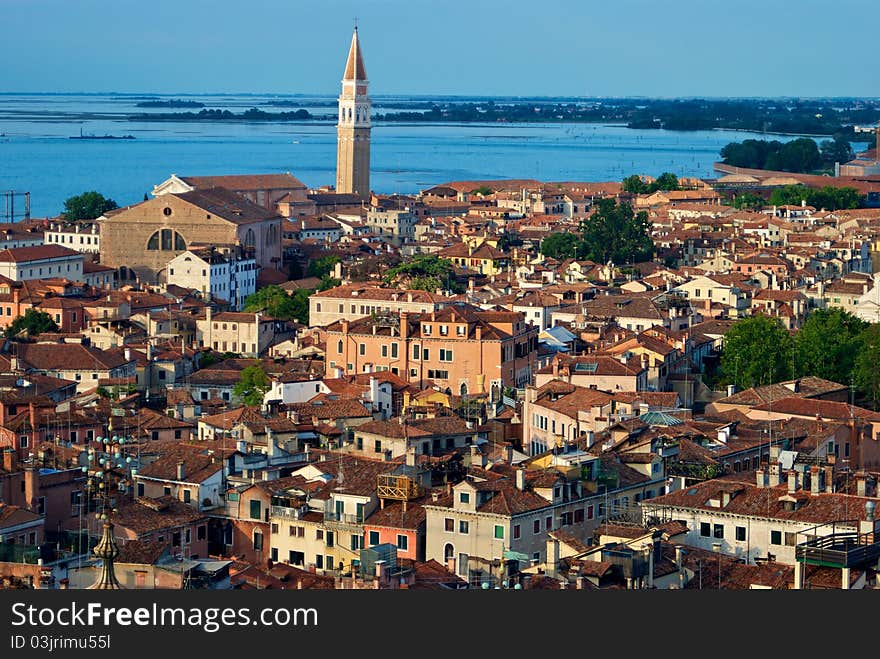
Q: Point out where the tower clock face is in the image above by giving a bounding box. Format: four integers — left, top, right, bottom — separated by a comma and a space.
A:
357, 85, 367, 95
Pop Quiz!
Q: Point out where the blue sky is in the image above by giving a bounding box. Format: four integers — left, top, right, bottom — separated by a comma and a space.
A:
2, 0, 878, 97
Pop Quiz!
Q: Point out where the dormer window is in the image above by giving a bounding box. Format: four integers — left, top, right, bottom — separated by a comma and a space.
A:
459, 492, 470, 504
423, 324, 432, 335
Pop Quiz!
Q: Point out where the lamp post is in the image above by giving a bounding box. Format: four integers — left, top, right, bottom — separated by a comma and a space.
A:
84, 434, 132, 590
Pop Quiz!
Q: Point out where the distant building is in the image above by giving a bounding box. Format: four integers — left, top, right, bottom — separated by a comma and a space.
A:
166, 248, 257, 311
0, 245, 83, 282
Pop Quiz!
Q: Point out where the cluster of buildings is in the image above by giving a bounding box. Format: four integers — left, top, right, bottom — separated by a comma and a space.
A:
3, 28, 880, 593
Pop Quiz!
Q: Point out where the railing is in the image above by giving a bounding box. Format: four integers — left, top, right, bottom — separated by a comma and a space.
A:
795, 530, 880, 569
270, 506, 306, 521
324, 512, 363, 526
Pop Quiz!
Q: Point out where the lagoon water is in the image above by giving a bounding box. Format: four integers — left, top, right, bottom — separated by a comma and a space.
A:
0, 93, 808, 218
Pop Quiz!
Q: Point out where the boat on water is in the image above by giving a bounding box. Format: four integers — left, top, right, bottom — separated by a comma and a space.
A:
69, 133, 136, 140
69, 128, 135, 140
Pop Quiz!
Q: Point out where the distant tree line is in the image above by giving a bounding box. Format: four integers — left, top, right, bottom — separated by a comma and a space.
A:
129, 107, 314, 122
719, 136, 855, 173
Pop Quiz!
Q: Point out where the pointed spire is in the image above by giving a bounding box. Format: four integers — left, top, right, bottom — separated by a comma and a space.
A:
343, 27, 367, 82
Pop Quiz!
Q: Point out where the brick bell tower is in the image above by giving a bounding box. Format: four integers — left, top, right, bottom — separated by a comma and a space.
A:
335, 26, 371, 196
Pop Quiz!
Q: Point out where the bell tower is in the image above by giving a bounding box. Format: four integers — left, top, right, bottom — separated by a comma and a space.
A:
335, 27, 371, 196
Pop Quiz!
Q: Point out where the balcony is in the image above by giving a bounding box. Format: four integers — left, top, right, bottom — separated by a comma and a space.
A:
270, 505, 307, 521
324, 511, 363, 528
795, 522, 880, 569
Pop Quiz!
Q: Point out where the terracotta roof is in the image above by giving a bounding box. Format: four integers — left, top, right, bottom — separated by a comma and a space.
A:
0, 245, 81, 263
342, 27, 367, 81
181, 173, 306, 192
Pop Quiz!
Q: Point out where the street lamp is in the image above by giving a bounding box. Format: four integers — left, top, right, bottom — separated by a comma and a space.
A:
84, 434, 133, 590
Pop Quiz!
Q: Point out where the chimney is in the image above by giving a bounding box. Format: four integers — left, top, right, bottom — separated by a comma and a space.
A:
399, 312, 408, 339
176, 460, 185, 481
515, 468, 526, 491
2, 448, 16, 472
205, 306, 212, 326
405, 446, 416, 468
824, 465, 834, 493
124, 347, 131, 362
28, 401, 37, 440
470, 444, 487, 469
24, 464, 39, 511
504, 442, 513, 464
756, 467, 766, 488
787, 470, 799, 494
810, 465, 822, 495
768, 464, 783, 487
855, 472, 867, 498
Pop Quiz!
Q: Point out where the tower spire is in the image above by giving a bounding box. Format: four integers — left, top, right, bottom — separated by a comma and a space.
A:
343, 26, 367, 82
336, 26, 371, 196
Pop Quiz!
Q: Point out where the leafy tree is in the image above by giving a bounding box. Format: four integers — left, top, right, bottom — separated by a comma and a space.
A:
62, 191, 118, 222
648, 172, 679, 192
731, 192, 766, 210
4, 309, 59, 338
243, 285, 297, 320
768, 185, 863, 211
289, 289, 311, 325
720, 139, 783, 169
540, 232, 581, 260
794, 309, 867, 383
318, 275, 341, 291
307, 255, 341, 279
383, 255, 461, 292
233, 364, 270, 406
622, 175, 649, 194
854, 324, 880, 410
764, 138, 821, 173
579, 198, 653, 265
820, 135, 854, 166
720, 315, 794, 390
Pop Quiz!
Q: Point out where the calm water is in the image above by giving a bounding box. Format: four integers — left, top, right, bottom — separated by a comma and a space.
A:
0, 93, 816, 218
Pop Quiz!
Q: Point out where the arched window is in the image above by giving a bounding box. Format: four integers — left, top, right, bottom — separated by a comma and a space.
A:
244, 228, 256, 248
147, 229, 186, 251
444, 543, 454, 562
265, 224, 277, 246
460, 382, 468, 397
337, 340, 343, 354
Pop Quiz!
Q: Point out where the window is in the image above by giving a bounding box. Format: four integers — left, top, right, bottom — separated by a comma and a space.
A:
784, 532, 797, 547
374, 440, 382, 454
183, 489, 191, 504
459, 520, 469, 534
439, 349, 453, 362
137, 483, 144, 497
359, 343, 365, 355
770, 530, 782, 545
574, 508, 585, 523
253, 531, 263, 550
163, 486, 171, 497
249, 500, 262, 520
545, 516, 553, 530
351, 534, 362, 550
735, 526, 746, 542
368, 531, 380, 546
700, 522, 711, 537
494, 525, 504, 539
316, 529, 324, 541
459, 492, 470, 504
587, 505, 594, 520
445, 518, 454, 532
397, 534, 408, 551
381, 345, 388, 358
513, 524, 521, 539
713, 524, 724, 539
412, 344, 420, 360
533, 520, 540, 534
391, 343, 398, 358
315, 555, 324, 569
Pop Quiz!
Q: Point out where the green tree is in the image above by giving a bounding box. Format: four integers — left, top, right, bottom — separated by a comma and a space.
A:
769, 185, 863, 211
764, 138, 821, 173
720, 139, 783, 169
289, 289, 311, 325
307, 255, 341, 279
243, 285, 297, 320
62, 191, 118, 222
233, 364, 270, 406
4, 309, 59, 338
720, 315, 794, 390
622, 174, 649, 194
318, 275, 341, 291
731, 192, 766, 210
794, 308, 867, 383
854, 324, 880, 410
540, 232, 581, 259
820, 135, 854, 166
647, 172, 680, 192
383, 255, 461, 292
579, 198, 653, 265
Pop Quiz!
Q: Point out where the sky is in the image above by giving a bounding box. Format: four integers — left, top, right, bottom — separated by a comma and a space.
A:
1, 0, 878, 98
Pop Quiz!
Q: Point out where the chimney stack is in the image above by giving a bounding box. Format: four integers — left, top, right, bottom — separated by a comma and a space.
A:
176, 460, 185, 481
787, 470, 799, 494
756, 467, 766, 488
856, 472, 867, 498
824, 465, 834, 493
515, 467, 526, 491
810, 465, 822, 495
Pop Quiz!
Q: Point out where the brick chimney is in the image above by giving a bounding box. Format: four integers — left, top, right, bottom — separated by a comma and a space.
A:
855, 472, 867, 498
810, 465, 822, 495
24, 464, 39, 511
399, 312, 408, 339
176, 460, 186, 481
2, 448, 16, 473
787, 470, 799, 494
